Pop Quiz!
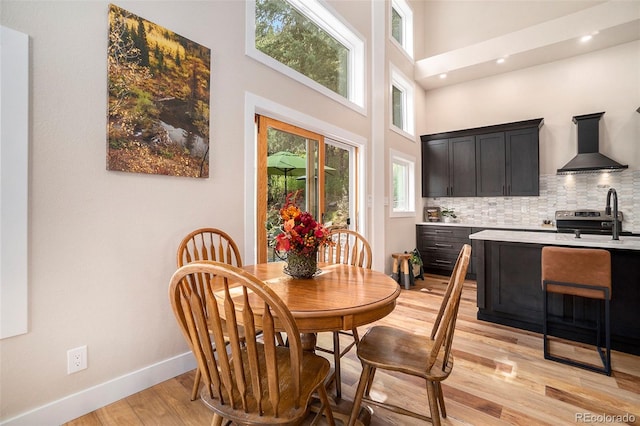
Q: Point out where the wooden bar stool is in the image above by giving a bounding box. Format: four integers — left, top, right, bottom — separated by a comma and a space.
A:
391, 252, 413, 290
541, 246, 612, 375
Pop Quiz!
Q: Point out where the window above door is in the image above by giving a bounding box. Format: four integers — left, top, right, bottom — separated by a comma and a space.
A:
247, 0, 365, 112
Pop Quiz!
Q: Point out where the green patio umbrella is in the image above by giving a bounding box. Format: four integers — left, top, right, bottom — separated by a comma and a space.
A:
267, 151, 336, 194
267, 151, 308, 194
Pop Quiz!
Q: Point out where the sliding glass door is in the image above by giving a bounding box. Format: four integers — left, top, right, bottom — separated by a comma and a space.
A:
256, 116, 357, 263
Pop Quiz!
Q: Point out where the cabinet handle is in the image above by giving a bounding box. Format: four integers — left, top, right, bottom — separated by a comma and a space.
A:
435, 259, 452, 265
435, 230, 453, 234
446, 186, 450, 196
508, 184, 511, 195
435, 243, 453, 248
502, 185, 505, 195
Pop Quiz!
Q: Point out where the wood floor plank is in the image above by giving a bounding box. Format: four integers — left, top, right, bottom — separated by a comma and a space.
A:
94, 399, 141, 425
64, 411, 102, 426
64, 274, 640, 425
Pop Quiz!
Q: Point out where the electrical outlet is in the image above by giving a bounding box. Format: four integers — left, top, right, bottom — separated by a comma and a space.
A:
67, 345, 87, 374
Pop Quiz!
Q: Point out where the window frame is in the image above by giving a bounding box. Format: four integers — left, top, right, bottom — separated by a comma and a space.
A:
390, 65, 415, 140
390, 0, 414, 60
389, 149, 416, 218
246, 0, 366, 114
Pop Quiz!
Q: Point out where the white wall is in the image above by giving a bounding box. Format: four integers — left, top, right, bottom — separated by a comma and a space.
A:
419, 41, 640, 174
0, 1, 380, 422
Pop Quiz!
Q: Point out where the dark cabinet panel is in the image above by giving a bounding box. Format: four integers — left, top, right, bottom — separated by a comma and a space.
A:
489, 242, 542, 322
422, 139, 449, 197
475, 132, 506, 196
506, 128, 539, 196
449, 136, 476, 197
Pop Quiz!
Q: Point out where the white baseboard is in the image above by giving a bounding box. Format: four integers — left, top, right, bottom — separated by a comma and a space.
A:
0, 352, 196, 426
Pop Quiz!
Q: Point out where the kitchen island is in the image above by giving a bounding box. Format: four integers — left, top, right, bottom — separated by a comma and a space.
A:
470, 230, 640, 355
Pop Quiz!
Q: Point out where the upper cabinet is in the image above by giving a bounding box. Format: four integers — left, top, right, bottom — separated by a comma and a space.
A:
421, 136, 475, 197
421, 118, 543, 198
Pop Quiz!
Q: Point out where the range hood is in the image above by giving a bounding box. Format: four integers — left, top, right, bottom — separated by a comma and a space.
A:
557, 112, 629, 174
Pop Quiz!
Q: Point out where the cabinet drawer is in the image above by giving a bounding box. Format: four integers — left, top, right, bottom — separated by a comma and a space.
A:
420, 240, 467, 252
417, 226, 470, 239
422, 254, 459, 270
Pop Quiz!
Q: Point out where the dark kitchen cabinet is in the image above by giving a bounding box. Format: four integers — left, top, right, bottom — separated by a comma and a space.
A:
421, 136, 475, 197
421, 118, 543, 198
475, 239, 640, 355
506, 128, 539, 196
476, 128, 540, 196
475, 132, 506, 196
416, 225, 474, 278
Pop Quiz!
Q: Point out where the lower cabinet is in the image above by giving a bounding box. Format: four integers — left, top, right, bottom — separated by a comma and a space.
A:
475, 239, 640, 356
416, 225, 473, 278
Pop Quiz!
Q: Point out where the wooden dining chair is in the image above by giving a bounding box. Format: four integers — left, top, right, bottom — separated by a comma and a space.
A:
169, 261, 335, 426
347, 244, 471, 426
177, 227, 243, 269
176, 228, 245, 401
177, 228, 285, 400
317, 229, 372, 399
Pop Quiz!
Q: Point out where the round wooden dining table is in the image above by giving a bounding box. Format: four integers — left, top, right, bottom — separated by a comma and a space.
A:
241, 262, 401, 351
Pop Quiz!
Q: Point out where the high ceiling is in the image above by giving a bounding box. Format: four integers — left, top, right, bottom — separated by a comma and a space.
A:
415, 1, 640, 91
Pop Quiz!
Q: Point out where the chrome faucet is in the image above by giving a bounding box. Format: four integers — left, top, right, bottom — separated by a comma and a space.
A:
605, 188, 620, 240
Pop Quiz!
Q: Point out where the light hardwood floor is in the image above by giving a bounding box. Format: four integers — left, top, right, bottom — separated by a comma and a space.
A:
66, 275, 640, 425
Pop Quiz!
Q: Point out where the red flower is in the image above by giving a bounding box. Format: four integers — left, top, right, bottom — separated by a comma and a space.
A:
274, 190, 332, 255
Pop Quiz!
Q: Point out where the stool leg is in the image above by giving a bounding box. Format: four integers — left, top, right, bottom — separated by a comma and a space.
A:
401, 259, 410, 290
542, 283, 550, 360
605, 297, 611, 375
391, 258, 400, 282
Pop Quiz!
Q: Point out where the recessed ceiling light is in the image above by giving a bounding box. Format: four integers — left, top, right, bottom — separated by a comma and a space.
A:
580, 34, 593, 43
439, 73, 447, 79
496, 58, 506, 64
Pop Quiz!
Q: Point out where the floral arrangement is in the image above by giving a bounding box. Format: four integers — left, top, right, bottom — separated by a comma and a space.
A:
275, 191, 332, 256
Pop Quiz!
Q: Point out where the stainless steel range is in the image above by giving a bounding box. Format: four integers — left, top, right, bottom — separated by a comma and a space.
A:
555, 209, 625, 235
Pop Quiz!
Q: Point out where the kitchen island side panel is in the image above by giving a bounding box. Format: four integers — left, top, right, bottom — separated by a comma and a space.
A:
475, 239, 640, 356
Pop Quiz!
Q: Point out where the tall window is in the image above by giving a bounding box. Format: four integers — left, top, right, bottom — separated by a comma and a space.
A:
390, 66, 415, 138
249, 0, 365, 110
390, 0, 413, 59
390, 149, 415, 217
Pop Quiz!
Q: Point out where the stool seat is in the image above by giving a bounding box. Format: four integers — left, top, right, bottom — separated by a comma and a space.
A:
541, 246, 612, 375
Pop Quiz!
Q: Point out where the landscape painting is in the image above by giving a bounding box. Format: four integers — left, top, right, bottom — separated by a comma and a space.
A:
107, 4, 210, 178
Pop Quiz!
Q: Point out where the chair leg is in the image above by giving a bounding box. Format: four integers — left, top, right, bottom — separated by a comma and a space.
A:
191, 368, 201, 401
348, 363, 373, 426
333, 331, 342, 399
210, 413, 223, 426
315, 381, 336, 426
426, 380, 441, 426
436, 382, 447, 418
364, 367, 376, 397
351, 327, 360, 345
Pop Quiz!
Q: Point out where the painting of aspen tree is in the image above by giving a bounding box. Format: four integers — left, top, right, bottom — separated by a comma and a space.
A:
107, 4, 210, 177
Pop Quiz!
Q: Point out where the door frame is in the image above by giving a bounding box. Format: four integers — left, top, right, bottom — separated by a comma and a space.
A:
256, 115, 326, 264
243, 93, 367, 265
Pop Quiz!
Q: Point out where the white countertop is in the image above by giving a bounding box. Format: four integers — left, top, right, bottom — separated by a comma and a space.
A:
469, 230, 640, 251
417, 221, 557, 232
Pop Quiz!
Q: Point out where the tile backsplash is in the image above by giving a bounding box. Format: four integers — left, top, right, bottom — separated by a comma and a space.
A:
424, 170, 639, 233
